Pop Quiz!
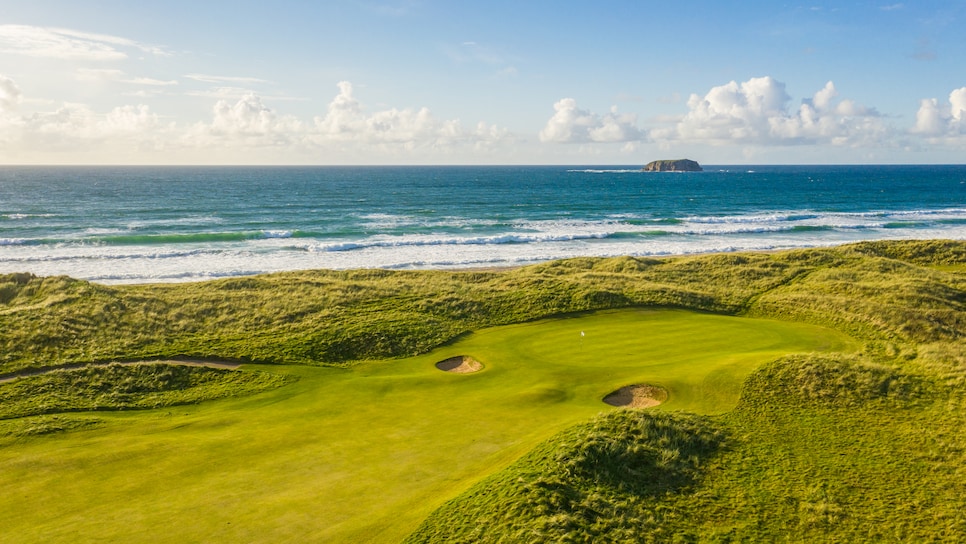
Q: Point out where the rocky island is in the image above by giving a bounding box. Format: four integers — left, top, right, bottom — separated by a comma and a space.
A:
642, 159, 703, 172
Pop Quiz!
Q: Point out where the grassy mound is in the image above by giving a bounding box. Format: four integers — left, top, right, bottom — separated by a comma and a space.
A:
0, 363, 294, 420
406, 410, 724, 543
409, 354, 966, 542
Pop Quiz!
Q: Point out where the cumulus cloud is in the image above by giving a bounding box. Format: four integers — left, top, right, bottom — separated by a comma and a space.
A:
0, 24, 168, 61
311, 81, 509, 149
0, 74, 22, 112
0, 75, 24, 145
954, 88, 966, 123
539, 98, 644, 143
211, 94, 296, 134
654, 76, 888, 146
3, 79, 511, 162
24, 103, 159, 141
914, 87, 966, 137
182, 94, 302, 148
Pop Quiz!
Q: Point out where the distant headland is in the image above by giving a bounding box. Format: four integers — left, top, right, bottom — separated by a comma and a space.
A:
642, 159, 703, 172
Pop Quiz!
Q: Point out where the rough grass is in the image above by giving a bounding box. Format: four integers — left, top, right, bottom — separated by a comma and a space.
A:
0, 363, 295, 420
405, 410, 726, 544
0, 415, 104, 439
5, 239, 962, 374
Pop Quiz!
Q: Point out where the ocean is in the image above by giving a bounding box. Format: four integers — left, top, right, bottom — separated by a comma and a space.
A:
1, 165, 964, 284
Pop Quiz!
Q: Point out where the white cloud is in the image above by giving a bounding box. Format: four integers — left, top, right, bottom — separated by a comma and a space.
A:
0, 75, 24, 146
913, 86, 966, 137
3, 79, 511, 162
0, 74, 22, 112
75, 69, 177, 86
182, 94, 302, 148
311, 81, 509, 149
0, 78, 166, 159
0, 24, 167, 61
75, 68, 125, 82
103, 104, 160, 133
913, 98, 944, 135
211, 94, 297, 134
24, 102, 159, 141
315, 81, 362, 136
127, 77, 178, 86
655, 76, 888, 146
952, 88, 966, 124
186, 87, 259, 100
539, 98, 644, 143
184, 74, 270, 85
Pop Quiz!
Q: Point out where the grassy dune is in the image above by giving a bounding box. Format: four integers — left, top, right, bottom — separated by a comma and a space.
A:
0, 239, 964, 542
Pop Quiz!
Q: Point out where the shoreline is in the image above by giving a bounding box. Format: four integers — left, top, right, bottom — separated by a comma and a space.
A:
4, 164, 965, 285
3, 239, 958, 285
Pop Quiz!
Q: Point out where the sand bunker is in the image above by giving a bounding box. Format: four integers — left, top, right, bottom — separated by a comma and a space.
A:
435, 355, 483, 374
603, 384, 668, 408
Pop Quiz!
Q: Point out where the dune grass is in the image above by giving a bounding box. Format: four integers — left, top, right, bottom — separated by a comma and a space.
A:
0, 363, 294, 420
0, 310, 849, 543
0, 239, 964, 542
3, 239, 962, 374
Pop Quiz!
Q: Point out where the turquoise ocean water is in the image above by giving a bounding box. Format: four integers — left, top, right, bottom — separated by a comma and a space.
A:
1, 165, 964, 284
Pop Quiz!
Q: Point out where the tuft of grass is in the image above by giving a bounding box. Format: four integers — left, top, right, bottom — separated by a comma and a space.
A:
0, 415, 103, 440
739, 354, 934, 409
0, 363, 294, 419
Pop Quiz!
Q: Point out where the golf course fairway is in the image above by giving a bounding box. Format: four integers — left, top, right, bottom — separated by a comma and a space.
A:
0, 309, 855, 543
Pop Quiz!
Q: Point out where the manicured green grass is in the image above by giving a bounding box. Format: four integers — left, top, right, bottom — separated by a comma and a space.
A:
0, 310, 850, 543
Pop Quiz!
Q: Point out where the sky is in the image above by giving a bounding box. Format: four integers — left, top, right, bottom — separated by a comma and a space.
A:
1, 0, 965, 165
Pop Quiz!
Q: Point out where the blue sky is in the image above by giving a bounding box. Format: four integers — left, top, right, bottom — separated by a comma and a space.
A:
1, 1, 965, 164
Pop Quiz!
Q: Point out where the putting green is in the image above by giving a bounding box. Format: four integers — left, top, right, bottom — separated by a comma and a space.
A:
0, 309, 855, 543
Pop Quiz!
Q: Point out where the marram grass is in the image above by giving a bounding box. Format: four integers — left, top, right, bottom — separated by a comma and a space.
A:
0, 363, 294, 420
2, 239, 962, 374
